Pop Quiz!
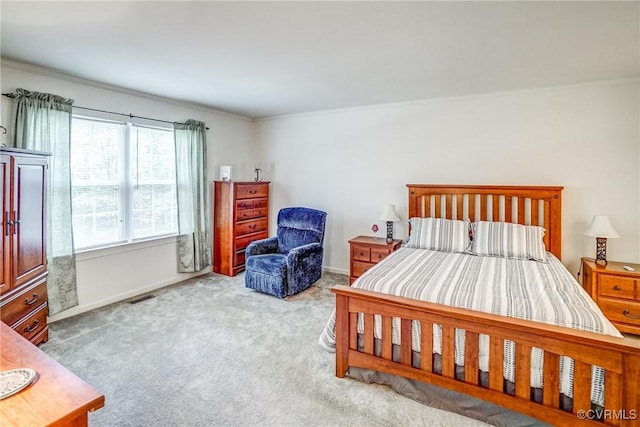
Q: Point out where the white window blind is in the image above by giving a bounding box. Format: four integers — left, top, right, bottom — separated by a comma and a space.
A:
70, 116, 177, 251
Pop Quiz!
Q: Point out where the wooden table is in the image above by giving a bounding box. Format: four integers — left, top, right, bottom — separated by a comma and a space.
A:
0, 322, 104, 426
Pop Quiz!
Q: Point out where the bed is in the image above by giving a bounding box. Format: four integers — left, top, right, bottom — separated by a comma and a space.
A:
321, 185, 640, 426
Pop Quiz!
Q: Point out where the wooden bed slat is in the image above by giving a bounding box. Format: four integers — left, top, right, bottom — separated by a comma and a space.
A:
468, 194, 476, 222
492, 195, 500, 221
349, 312, 358, 351
382, 315, 393, 360
364, 313, 374, 355
445, 194, 452, 219
464, 331, 480, 385
480, 195, 488, 221
573, 360, 592, 414
606, 371, 622, 427
401, 318, 412, 366
517, 197, 526, 225
442, 325, 455, 378
543, 351, 560, 408
515, 343, 531, 399
489, 336, 504, 391
455, 194, 463, 220
420, 320, 433, 372
505, 196, 513, 223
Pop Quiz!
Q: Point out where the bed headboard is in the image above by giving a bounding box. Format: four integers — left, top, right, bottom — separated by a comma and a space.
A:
407, 184, 564, 259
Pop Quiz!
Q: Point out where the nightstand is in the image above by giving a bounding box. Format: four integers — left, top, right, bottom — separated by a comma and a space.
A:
581, 257, 640, 335
349, 236, 402, 285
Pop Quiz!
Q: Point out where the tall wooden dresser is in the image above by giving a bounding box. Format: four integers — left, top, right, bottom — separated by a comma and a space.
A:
213, 181, 270, 276
0, 147, 49, 345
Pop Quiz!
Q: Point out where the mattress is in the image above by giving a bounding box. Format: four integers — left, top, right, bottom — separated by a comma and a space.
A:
319, 247, 622, 406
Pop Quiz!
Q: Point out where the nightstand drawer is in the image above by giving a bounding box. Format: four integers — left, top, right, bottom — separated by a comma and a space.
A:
371, 247, 393, 263
352, 261, 373, 278
599, 275, 636, 300
598, 297, 640, 325
352, 246, 371, 262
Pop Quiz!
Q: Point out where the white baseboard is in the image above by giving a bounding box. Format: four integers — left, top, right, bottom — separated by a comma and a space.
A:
323, 266, 348, 276
47, 270, 209, 323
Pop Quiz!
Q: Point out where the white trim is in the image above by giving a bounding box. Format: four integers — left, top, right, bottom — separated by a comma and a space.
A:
47, 269, 209, 323
75, 235, 177, 262
322, 266, 348, 276
256, 77, 640, 122
1, 58, 253, 122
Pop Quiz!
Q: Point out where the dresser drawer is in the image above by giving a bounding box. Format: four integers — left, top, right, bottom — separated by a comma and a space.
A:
235, 218, 268, 236
1, 280, 48, 326
598, 297, 640, 326
352, 261, 374, 278
235, 231, 268, 251
599, 275, 636, 300
12, 303, 48, 342
235, 207, 267, 222
352, 245, 371, 262
236, 198, 268, 210
235, 184, 269, 200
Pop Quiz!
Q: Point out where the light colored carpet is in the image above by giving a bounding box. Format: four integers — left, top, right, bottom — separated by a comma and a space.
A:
41, 272, 490, 427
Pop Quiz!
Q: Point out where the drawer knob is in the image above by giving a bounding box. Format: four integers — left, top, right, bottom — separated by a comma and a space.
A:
249, 224, 257, 229
623, 309, 640, 320
249, 190, 257, 194
615, 285, 621, 291
25, 293, 39, 306
359, 252, 364, 256
377, 254, 382, 259
24, 319, 40, 333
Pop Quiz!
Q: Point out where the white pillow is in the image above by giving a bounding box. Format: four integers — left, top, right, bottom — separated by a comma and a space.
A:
405, 217, 471, 253
470, 221, 548, 262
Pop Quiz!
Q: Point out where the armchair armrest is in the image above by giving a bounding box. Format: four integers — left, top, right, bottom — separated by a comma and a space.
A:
246, 237, 279, 257
286, 242, 323, 266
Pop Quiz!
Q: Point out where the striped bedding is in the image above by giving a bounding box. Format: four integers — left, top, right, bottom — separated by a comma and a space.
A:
318, 247, 622, 406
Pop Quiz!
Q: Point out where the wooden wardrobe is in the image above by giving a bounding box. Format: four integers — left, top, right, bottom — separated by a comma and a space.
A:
0, 147, 49, 345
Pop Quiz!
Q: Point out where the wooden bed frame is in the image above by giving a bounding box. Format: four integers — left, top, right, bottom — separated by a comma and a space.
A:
333, 185, 640, 426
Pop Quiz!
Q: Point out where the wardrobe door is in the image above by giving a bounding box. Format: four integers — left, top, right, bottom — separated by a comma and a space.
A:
13, 155, 47, 288
0, 154, 11, 295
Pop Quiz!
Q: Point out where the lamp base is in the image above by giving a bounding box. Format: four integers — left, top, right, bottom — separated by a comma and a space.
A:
595, 237, 608, 266
386, 221, 394, 243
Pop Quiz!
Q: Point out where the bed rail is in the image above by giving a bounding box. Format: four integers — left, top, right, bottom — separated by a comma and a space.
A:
333, 285, 640, 426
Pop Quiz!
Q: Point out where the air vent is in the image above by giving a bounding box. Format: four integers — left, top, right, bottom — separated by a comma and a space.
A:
128, 294, 156, 304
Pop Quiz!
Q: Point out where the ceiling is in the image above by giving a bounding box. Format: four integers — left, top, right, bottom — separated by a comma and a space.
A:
1, 1, 638, 119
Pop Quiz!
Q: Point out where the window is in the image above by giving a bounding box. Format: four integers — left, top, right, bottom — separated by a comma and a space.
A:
70, 116, 178, 250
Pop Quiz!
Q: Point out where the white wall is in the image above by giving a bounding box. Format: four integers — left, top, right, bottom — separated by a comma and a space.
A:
0, 60, 257, 321
256, 79, 640, 276
2, 59, 638, 319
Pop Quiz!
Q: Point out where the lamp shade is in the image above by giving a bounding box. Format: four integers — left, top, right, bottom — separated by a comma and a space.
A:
379, 204, 401, 222
584, 215, 620, 238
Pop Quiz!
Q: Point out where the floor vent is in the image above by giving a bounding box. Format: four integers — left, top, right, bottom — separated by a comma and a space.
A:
128, 294, 156, 304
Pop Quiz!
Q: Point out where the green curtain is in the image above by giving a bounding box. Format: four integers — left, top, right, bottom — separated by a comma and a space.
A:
13, 88, 79, 315
174, 120, 211, 272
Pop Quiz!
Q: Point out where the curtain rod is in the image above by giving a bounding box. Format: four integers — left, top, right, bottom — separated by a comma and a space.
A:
2, 93, 209, 130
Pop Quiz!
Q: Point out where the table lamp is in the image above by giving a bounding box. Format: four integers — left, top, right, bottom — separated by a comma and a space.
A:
584, 215, 620, 265
379, 204, 401, 243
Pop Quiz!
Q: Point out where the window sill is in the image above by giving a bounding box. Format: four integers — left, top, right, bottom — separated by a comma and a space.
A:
75, 235, 178, 262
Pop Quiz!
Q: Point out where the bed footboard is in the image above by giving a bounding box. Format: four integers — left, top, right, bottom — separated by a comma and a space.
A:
333, 285, 640, 426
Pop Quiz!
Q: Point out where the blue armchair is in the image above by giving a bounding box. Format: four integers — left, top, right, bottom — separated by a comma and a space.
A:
244, 207, 327, 298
